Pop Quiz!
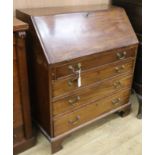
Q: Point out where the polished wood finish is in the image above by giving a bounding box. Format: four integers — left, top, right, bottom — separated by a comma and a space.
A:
53, 75, 132, 116
112, 0, 142, 118
52, 59, 134, 97
54, 89, 130, 136
16, 5, 138, 153
13, 18, 36, 154
31, 8, 137, 64
54, 47, 136, 79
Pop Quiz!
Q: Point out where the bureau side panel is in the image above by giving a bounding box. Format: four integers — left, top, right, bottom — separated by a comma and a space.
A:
29, 33, 52, 136
16, 11, 52, 137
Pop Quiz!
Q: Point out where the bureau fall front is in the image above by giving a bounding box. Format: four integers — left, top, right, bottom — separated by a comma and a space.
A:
16, 5, 138, 153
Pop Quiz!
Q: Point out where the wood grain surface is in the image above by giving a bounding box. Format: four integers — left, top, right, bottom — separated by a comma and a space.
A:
53, 89, 130, 136
16, 5, 138, 153
31, 7, 138, 64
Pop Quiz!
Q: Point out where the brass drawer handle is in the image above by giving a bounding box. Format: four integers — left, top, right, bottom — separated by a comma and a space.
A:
117, 51, 127, 60
112, 98, 121, 105
68, 96, 80, 105
68, 63, 82, 87
67, 77, 78, 86
68, 115, 80, 125
115, 65, 125, 73
68, 65, 76, 74
113, 81, 122, 88
68, 63, 82, 74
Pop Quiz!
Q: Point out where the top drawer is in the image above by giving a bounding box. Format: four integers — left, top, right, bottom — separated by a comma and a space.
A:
53, 46, 137, 79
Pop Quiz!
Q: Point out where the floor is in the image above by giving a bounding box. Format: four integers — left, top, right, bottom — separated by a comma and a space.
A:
19, 94, 142, 155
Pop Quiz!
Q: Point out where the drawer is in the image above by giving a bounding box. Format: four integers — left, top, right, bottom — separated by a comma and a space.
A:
52, 59, 134, 97
53, 89, 130, 136
13, 126, 24, 144
53, 46, 137, 79
52, 75, 133, 116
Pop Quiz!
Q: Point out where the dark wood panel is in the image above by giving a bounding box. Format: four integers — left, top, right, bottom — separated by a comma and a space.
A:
13, 17, 36, 154
13, 126, 24, 144
27, 31, 52, 136
13, 45, 23, 128
112, 0, 142, 33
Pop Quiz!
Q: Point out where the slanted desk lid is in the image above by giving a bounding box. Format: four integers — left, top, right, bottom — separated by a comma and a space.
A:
31, 6, 138, 64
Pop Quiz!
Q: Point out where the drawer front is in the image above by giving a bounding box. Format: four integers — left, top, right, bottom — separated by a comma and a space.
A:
54, 47, 137, 79
13, 126, 24, 144
53, 75, 132, 116
53, 89, 130, 136
52, 59, 134, 97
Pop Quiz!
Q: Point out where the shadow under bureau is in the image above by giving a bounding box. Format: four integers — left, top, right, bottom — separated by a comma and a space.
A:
16, 5, 139, 153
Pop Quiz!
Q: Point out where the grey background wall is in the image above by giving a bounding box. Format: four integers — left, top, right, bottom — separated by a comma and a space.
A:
14, 0, 110, 14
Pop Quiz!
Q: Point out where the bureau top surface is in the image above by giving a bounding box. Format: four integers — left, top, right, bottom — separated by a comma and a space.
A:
13, 17, 28, 32
17, 5, 138, 64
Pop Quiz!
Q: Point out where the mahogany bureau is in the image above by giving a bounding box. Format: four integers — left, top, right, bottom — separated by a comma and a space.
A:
13, 18, 36, 154
16, 5, 139, 153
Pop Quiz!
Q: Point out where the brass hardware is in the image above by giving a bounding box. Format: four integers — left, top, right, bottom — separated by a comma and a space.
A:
68, 115, 80, 125
112, 98, 121, 105
68, 96, 80, 105
68, 63, 82, 87
113, 81, 122, 88
77, 63, 82, 69
68, 65, 76, 74
117, 51, 127, 60
67, 77, 78, 86
115, 65, 125, 73
68, 63, 82, 74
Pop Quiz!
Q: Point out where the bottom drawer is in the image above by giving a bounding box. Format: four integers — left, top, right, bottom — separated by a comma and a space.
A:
13, 126, 24, 144
53, 89, 130, 136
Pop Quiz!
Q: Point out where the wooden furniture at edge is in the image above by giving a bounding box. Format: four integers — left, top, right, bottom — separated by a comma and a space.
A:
13, 18, 36, 154
112, 0, 142, 118
16, 5, 139, 154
